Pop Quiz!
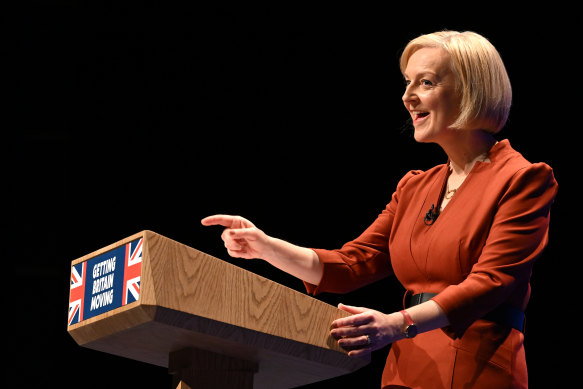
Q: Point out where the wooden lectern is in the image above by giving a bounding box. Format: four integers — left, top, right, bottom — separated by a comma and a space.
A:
67, 231, 369, 388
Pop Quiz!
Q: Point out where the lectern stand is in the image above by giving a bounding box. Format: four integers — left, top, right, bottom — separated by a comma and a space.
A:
67, 231, 369, 388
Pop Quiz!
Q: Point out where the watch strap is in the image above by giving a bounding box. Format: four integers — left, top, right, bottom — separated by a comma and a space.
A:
399, 309, 418, 338
400, 309, 414, 326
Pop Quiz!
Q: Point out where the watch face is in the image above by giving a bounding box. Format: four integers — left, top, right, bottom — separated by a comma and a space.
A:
405, 324, 418, 338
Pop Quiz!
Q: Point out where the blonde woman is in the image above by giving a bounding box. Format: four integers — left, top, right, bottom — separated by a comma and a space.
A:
203, 30, 557, 388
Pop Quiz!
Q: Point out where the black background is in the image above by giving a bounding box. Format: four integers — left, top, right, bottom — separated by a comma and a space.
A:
6, 2, 575, 388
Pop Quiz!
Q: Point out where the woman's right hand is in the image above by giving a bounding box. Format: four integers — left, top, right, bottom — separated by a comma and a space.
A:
202, 214, 323, 285
201, 215, 271, 260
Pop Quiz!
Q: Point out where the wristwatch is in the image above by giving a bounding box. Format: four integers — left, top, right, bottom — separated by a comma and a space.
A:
399, 310, 418, 338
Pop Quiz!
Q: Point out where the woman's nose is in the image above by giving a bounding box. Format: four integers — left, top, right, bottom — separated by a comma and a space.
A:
402, 85, 416, 105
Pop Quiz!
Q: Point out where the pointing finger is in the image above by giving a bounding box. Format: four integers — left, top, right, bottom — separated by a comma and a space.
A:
201, 215, 244, 228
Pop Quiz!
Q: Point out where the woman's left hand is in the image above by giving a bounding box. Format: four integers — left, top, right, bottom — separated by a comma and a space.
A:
330, 303, 405, 357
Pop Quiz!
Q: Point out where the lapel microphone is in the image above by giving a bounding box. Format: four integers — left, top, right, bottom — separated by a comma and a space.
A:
424, 204, 439, 225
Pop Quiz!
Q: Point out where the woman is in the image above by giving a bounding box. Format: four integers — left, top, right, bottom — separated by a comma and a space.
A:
202, 30, 557, 388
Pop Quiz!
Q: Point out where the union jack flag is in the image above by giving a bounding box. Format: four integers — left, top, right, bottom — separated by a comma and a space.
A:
68, 261, 86, 325
123, 238, 143, 305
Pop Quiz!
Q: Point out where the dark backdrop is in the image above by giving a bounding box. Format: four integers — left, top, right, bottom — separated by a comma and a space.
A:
6, 2, 574, 388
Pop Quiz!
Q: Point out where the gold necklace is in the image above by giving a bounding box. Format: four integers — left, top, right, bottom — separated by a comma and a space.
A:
444, 185, 457, 199
445, 166, 464, 200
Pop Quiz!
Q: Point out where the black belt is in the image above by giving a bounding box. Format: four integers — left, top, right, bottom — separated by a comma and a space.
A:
406, 292, 525, 332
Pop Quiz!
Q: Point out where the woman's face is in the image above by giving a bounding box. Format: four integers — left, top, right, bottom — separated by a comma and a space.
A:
402, 47, 461, 144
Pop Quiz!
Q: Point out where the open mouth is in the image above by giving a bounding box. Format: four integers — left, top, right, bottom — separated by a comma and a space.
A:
415, 112, 429, 120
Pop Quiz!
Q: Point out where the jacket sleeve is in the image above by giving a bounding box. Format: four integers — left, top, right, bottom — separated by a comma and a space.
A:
304, 170, 421, 295
432, 163, 558, 338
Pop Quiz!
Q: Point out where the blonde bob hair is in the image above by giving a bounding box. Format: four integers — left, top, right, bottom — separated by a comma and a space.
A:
400, 31, 512, 134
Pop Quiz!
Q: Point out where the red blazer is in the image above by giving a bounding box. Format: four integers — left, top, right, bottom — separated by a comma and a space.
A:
305, 140, 558, 388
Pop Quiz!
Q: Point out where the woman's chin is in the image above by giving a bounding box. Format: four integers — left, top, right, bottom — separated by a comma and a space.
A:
413, 129, 431, 143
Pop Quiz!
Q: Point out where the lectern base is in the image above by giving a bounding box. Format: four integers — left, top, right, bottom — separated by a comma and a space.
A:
169, 347, 259, 389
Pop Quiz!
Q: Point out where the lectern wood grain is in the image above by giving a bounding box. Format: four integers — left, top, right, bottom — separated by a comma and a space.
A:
67, 231, 369, 388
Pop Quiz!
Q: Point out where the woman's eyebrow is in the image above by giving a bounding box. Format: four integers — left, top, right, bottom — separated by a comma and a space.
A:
403, 71, 439, 79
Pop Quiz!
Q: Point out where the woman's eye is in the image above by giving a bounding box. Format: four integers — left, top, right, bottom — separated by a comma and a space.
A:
404, 79, 433, 88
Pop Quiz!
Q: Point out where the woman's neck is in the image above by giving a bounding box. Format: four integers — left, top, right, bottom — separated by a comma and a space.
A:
438, 130, 497, 212
442, 130, 497, 176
